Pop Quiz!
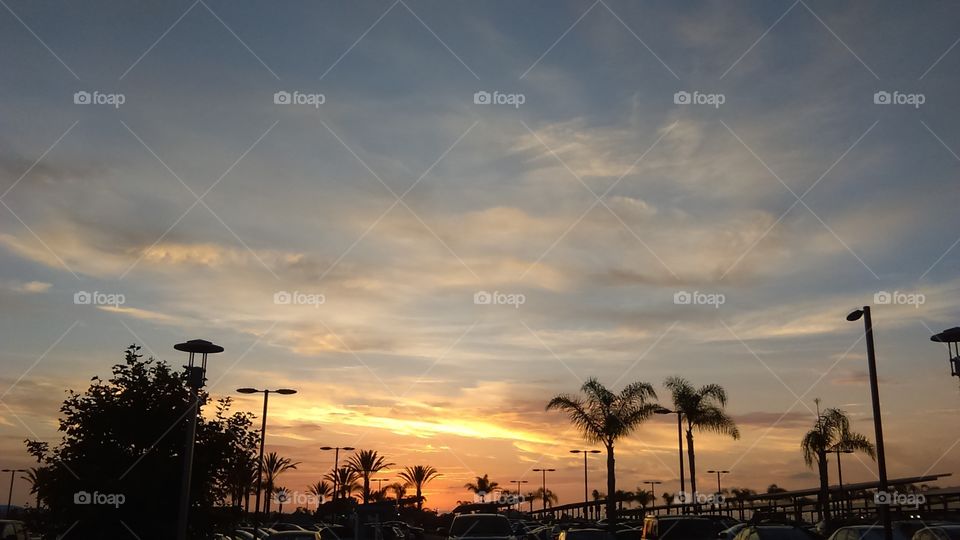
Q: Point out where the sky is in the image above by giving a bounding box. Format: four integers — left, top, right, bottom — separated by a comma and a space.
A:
1, 0, 960, 513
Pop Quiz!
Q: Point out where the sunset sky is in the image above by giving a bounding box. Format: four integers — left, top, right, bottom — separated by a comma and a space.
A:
2, 0, 960, 512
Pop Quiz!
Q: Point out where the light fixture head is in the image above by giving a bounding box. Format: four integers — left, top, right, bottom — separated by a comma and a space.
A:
237, 387, 259, 394
276, 388, 298, 395
847, 309, 864, 322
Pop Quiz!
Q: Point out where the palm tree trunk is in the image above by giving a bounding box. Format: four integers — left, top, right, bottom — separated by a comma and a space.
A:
686, 428, 698, 513
605, 443, 617, 531
416, 486, 423, 511
363, 475, 371, 505
818, 450, 830, 522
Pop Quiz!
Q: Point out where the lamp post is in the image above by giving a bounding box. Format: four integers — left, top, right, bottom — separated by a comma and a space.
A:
320, 446, 355, 500
238, 387, 298, 539
656, 407, 685, 512
930, 327, 960, 380
532, 468, 555, 510
510, 480, 528, 510
832, 447, 854, 516
2, 469, 26, 518
174, 339, 223, 540
372, 478, 390, 497
846, 306, 891, 540
643, 480, 663, 502
570, 449, 601, 518
706, 470, 729, 495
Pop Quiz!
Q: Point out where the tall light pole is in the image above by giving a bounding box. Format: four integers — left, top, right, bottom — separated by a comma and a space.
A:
832, 446, 854, 517
706, 470, 729, 495
2, 469, 26, 518
656, 407, 685, 512
532, 468, 555, 510
372, 478, 390, 496
238, 387, 298, 540
847, 306, 891, 540
643, 480, 662, 502
510, 480, 529, 510
570, 449, 601, 517
174, 339, 223, 540
320, 446, 355, 500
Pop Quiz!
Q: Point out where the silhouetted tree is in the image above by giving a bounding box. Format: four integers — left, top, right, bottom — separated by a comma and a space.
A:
664, 377, 739, 506
325, 467, 361, 500
308, 480, 332, 508
547, 378, 659, 530
346, 450, 393, 505
398, 465, 441, 511
464, 474, 499, 502
262, 452, 299, 514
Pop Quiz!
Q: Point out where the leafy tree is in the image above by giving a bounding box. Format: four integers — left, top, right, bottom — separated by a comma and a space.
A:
766, 484, 787, 494
464, 474, 499, 502
387, 482, 408, 503
346, 450, 393, 505
633, 489, 655, 509
308, 480, 332, 507
801, 404, 875, 521
325, 467, 361, 500
24, 344, 259, 539
398, 465, 441, 511
547, 378, 659, 529
664, 377, 739, 506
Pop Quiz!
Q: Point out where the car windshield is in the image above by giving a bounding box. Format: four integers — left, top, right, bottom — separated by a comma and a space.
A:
451, 516, 513, 537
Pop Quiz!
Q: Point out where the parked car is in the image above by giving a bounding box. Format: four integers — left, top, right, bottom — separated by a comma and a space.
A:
320, 524, 353, 540
720, 523, 750, 540
913, 525, 960, 540
732, 524, 818, 540
239, 527, 279, 539
828, 524, 912, 540
268, 532, 323, 540
558, 528, 611, 540
273, 523, 308, 531
641, 516, 724, 540
0, 521, 29, 540
449, 514, 517, 540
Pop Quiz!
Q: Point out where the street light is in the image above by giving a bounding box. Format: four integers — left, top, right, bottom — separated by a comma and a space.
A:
372, 478, 390, 495
1, 469, 26, 518
320, 446, 355, 500
656, 407, 685, 509
929, 327, 960, 379
237, 387, 298, 539
570, 449, 601, 516
643, 480, 663, 502
706, 470, 729, 495
532, 468, 556, 510
847, 306, 891, 540
174, 339, 223, 540
510, 480, 529, 510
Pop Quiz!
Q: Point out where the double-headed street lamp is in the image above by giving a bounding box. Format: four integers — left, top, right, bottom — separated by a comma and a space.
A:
847, 306, 891, 540
570, 449, 601, 514
238, 387, 298, 539
320, 446, 355, 500
643, 480, 662, 502
510, 480, 528, 510
532, 468, 555, 510
930, 327, 960, 380
372, 478, 390, 496
174, 339, 223, 540
2, 469, 26, 517
706, 470, 729, 495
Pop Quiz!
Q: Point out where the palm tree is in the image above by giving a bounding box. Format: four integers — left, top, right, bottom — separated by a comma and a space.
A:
262, 452, 300, 514
464, 474, 499, 502
661, 492, 673, 514
533, 487, 558, 509
592, 489, 605, 501
398, 465, 441, 511
325, 467, 361, 500
634, 489, 655, 509
801, 404, 875, 522
308, 480, 333, 508
388, 482, 408, 505
346, 450, 394, 505
766, 484, 787, 494
273, 486, 291, 514
664, 376, 740, 506
728, 487, 757, 501
614, 489, 634, 510
22, 468, 43, 509
547, 378, 659, 528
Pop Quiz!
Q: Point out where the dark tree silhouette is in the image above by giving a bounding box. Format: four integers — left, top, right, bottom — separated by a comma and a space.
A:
398, 465, 440, 511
